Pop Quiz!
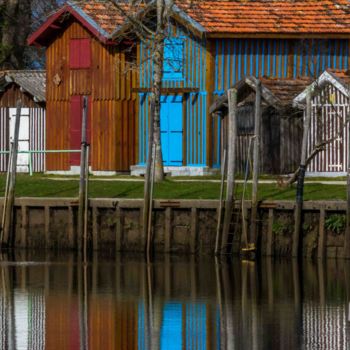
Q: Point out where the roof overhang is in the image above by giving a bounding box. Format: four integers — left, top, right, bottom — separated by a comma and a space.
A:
209, 76, 283, 115
28, 2, 111, 47
293, 70, 350, 108
111, 0, 206, 40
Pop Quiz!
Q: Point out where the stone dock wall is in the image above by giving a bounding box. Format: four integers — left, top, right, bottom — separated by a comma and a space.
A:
0, 198, 348, 258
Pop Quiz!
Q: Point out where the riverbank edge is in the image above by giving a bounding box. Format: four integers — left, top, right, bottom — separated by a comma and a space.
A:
0, 198, 348, 258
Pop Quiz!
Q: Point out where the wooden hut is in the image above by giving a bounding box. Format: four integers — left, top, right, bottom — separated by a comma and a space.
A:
27, 0, 350, 175
210, 76, 311, 174
28, 0, 137, 174
110, 0, 350, 175
294, 69, 350, 175
0, 70, 46, 173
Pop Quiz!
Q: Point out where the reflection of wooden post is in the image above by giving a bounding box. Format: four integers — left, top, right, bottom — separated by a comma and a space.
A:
1, 100, 21, 248
221, 89, 238, 253
78, 96, 89, 252
317, 260, 326, 306
250, 81, 262, 246
292, 90, 312, 258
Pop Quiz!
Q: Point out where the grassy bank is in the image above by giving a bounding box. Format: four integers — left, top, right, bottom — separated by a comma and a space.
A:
0, 174, 346, 200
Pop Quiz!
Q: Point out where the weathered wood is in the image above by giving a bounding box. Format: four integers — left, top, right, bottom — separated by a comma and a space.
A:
67, 206, 74, 249
317, 208, 326, 259
215, 149, 227, 254
115, 206, 122, 252
220, 88, 238, 254
292, 90, 312, 258
1, 100, 21, 248
44, 206, 50, 249
345, 122, 350, 258
164, 207, 172, 253
250, 80, 262, 246
266, 209, 274, 256
190, 208, 198, 254
20, 206, 28, 248
78, 96, 88, 253
92, 206, 98, 251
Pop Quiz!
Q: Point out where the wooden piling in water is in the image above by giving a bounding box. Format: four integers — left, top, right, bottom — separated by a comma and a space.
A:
317, 208, 326, 259
220, 89, 238, 254
292, 90, 312, 258
78, 96, 88, 253
345, 124, 350, 259
215, 149, 227, 255
250, 80, 262, 248
1, 100, 21, 248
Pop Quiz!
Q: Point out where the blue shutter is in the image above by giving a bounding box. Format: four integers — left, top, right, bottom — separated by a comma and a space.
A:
163, 38, 184, 80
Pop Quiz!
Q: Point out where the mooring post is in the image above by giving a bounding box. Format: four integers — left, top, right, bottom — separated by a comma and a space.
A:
215, 149, 227, 255
345, 114, 350, 258
1, 100, 21, 248
143, 102, 155, 257
83, 145, 90, 262
220, 88, 238, 253
292, 89, 312, 258
78, 96, 88, 253
250, 80, 262, 248
146, 143, 156, 261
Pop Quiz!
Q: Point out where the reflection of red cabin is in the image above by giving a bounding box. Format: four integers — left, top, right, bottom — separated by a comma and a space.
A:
28, 1, 136, 174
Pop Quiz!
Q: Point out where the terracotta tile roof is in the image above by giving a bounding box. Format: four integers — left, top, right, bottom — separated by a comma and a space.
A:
210, 75, 311, 114
260, 77, 312, 105
0, 70, 46, 103
326, 68, 350, 85
176, 0, 350, 34
71, 0, 130, 35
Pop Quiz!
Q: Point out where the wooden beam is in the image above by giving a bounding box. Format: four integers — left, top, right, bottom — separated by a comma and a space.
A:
132, 87, 200, 94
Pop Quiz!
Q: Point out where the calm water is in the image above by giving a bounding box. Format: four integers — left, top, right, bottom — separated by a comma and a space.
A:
0, 253, 349, 350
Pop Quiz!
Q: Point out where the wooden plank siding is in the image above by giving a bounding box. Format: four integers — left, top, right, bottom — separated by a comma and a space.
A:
46, 20, 137, 172
213, 38, 350, 95
307, 84, 349, 174
138, 22, 209, 167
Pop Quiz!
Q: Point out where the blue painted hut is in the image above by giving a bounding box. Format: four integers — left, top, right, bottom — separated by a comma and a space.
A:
111, 0, 350, 175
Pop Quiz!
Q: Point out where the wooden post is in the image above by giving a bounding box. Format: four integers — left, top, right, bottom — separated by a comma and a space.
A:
1, 100, 21, 248
215, 149, 227, 255
292, 89, 312, 258
266, 209, 274, 256
345, 103, 350, 258
220, 89, 238, 253
78, 96, 88, 253
250, 80, 262, 246
83, 145, 90, 262
146, 143, 156, 261
143, 102, 155, 255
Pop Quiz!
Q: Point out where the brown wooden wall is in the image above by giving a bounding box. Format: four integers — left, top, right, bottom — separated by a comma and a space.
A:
0, 84, 42, 108
46, 20, 137, 172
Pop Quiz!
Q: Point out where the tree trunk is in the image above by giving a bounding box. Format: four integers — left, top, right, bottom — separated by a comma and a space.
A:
150, 0, 166, 183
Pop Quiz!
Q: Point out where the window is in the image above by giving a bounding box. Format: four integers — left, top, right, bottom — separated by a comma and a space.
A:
69, 38, 91, 69
163, 38, 184, 80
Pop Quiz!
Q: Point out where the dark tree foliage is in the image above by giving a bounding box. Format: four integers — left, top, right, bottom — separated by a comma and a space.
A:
0, 0, 64, 69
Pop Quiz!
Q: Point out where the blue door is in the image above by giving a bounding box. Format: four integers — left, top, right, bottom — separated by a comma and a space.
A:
160, 95, 183, 166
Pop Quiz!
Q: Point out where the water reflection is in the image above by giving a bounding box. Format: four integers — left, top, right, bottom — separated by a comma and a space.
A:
0, 253, 349, 350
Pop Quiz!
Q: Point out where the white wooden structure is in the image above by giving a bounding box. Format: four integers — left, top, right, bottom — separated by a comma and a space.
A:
294, 69, 350, 176
0, 71, 46, 173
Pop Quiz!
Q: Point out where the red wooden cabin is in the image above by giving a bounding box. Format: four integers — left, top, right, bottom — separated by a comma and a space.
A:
28, 0, 137, 174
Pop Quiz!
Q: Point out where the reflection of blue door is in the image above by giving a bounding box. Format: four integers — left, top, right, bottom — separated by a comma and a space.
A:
161, 95, 183, 166
161, 303, 182, 350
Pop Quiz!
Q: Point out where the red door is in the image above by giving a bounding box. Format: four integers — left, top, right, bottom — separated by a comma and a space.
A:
70, 96, 91, 166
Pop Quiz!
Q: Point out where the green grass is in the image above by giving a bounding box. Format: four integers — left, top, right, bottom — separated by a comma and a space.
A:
0, 174, 347, 200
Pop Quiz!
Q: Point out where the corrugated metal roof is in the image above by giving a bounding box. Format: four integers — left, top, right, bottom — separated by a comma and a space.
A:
0, 70, 46, 103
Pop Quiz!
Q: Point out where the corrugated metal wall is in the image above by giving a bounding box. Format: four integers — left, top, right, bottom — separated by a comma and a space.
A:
46, 20, 137, 172
307, 84, 349, 173
138, 23, 209, 166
